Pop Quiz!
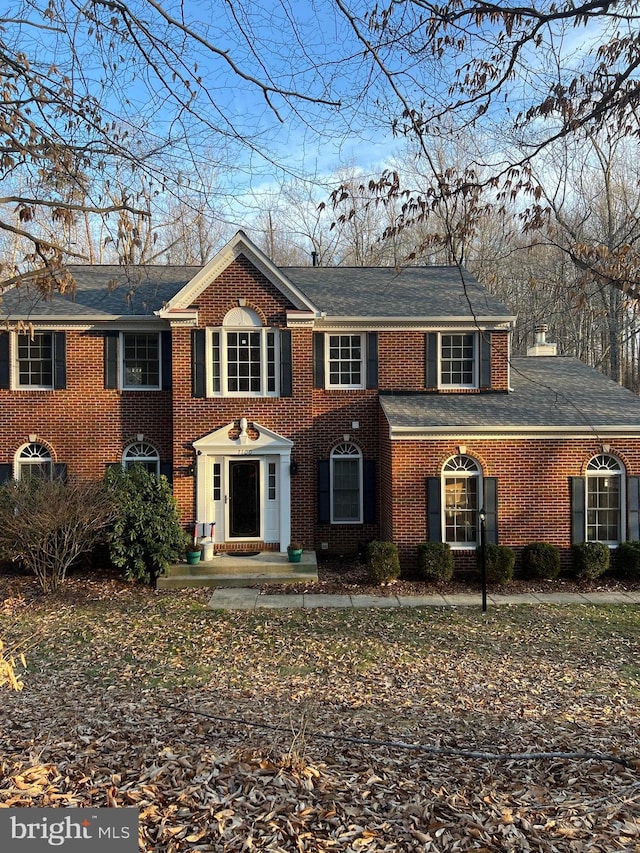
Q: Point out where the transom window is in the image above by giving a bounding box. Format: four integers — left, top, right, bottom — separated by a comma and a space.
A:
209, 308, 278, 397
16, 442, 52, 481
122, 333, 160, 389
17, 332, 53, 388
442, 455, 481, 546
122, 441, 160, 476
586, 454, 623, 545
440, 333, 477, 388
331, 442, 362, 523
327, 335, 363, 388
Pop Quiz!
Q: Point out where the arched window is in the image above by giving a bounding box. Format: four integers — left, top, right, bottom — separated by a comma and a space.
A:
16, 442, 52, 481
586, 454, 624, 544
331, 442, 362, 523
123, 441, 160, 476
442, 455, 482, 546
209, 307, 278, 397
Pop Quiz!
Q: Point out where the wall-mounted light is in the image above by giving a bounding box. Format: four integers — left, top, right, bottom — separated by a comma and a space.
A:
290, 458, 299, 475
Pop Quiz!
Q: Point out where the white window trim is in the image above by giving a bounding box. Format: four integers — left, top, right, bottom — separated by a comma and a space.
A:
330, 442, 363, 524
585, 454, 625, 546
13, 331, 54, 391
122, 441, 160, 476
325, 333, 365, 390
206, 327, 280, 398
441, 455, 482, 549
438, 331, 479, 390
120, 332, 162, 391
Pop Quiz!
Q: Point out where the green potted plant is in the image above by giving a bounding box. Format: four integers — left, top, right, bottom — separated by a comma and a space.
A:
185, 529, 201, 565
287, 541, 303, 563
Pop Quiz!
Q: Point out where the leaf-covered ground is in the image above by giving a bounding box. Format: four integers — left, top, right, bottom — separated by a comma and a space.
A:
1, 572, 639, 851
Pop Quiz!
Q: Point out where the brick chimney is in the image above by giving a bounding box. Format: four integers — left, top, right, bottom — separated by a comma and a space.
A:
527, 323, 557, 356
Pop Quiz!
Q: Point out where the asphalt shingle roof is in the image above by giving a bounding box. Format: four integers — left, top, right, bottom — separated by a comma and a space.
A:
283, 265, 511, 318
380, 357, 640, 431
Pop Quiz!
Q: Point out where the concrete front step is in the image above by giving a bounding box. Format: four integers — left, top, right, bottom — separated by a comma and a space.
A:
157, 550, 318, 589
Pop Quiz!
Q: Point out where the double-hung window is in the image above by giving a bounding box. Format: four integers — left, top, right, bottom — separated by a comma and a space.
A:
586, 454, 623, 545
440, 333, 477, 388
208, 307, 278, 397
331, 442, 362, 523
17, 332, 54, 389
122, 333, 160, 389
327, 334, 363, 389
442, 455, 481, 546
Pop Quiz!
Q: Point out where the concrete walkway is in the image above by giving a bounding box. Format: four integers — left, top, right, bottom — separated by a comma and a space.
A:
208, 587, 640, 610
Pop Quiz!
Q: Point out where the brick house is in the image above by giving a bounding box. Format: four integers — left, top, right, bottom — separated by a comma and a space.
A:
3, 229, 640, 570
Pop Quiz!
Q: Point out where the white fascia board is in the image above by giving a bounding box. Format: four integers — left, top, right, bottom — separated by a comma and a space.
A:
0, 315, 169, 330
166, 230, 318, 313
315, 315, 516, 330
388, 425, 640, 440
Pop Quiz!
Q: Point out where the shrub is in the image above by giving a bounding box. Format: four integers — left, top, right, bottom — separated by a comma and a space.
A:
572, 541, 610, 580
416, 542, 454, 582
616, 541, 640, 580
365, 541, 401, 584
105, 466, 186, 585
0, 477, 116, 592
477, 543, 515, 585
521, 542, 561, 579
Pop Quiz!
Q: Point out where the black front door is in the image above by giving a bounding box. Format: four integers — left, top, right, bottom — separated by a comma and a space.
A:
229, 460, 260, 538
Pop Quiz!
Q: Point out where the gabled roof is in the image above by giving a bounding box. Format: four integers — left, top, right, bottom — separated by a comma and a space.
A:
381, 356, 640, 437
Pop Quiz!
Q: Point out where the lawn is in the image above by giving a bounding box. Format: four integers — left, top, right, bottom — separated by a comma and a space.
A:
1, 574, 639, 851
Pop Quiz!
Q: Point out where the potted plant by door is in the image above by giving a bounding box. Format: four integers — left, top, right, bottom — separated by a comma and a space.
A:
287, 542, 303, 563
185, 531, 201, 565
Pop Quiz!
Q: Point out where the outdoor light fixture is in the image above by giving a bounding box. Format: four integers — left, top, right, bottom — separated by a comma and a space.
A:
290, 458, 299, 475
479, 507, 487, 613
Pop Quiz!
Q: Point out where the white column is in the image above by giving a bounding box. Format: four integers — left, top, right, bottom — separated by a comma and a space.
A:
279, 452, 291, 553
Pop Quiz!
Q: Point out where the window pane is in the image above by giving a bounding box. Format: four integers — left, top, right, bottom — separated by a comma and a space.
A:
123, 333, 159, 387
441, 334, 475, 386
328, 334, 362, 387
227, 331, 261, 393
18, 333, 53, 387
444, 475, 478, 543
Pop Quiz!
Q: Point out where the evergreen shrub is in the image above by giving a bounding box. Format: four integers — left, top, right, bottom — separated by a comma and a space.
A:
521, 542, 561, 579
571, 541, 610, 580
365, 541, 401, 584
416, 542, 454, 582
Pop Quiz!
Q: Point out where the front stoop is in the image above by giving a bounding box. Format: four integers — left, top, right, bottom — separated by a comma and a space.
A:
156, 550, 318, 589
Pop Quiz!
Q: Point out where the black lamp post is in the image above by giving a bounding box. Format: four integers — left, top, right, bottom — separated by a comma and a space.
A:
479, 507, 487, 613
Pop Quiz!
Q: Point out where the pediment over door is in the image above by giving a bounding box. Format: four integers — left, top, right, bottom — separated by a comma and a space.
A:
193, 418, 293, 455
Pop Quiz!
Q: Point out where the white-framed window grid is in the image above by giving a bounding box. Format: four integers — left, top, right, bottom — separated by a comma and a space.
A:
122, 441, 160, 476
442, 455, 482, 547
207, 327, 279, 397
16, 442, 53, 481
586, 454, 624, 545
439, 332, 478, 389
121, 332, 161, 390
330, 442, 363, 523
15, 332, 54, 389
326, 334, 364, 389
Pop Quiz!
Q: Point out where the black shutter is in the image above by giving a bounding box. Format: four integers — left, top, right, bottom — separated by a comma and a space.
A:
425, 333, 438, 388
104, 331, 119, 389
571, 476, 586, 544
0, 463, 12, 484
191, 329, 206, 398
318, 460, 330, 524
628, 476, 640, 541
313, 333, 325, 389
427, 476, 441, 541
53, 463, 67, 483
53, 332, 66, 389
366, 332, 378, 389
159, 461, 173, 484
161, 330, 172, 391
483, 477, 498, 544
280, 329, 292, 397
0, 332, 9, 390
480, 332, 491, 388
363, 460, 376, 523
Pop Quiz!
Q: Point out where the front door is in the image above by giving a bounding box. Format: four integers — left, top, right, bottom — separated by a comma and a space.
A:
229, 459, 260, 538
